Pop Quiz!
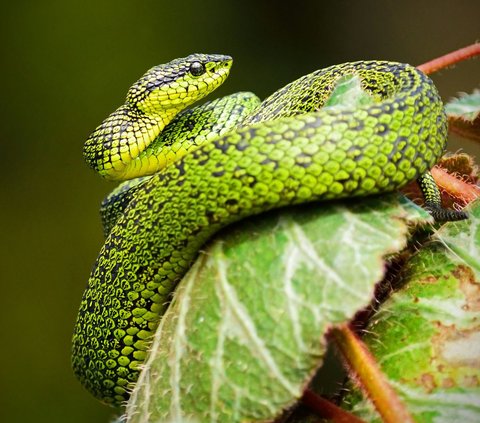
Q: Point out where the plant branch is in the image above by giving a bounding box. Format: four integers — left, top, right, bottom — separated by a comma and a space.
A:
431, 166, 480, 204
417, 42, 480, 75
331, 324, 414, 423
301, 389, 366, 423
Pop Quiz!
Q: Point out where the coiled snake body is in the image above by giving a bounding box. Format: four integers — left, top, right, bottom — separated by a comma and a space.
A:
73, 54, 465, 405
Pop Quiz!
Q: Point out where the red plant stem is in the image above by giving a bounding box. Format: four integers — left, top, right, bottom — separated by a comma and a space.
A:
301, 389, 366, 423
431, 166, 480, 204
417, 42, 480, 75
331, 325, 414, 423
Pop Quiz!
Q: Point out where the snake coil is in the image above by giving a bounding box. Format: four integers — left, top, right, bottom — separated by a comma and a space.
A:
73, 54, 466, 405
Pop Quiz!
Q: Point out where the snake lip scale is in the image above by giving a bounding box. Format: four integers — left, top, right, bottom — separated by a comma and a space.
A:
73, 53, 467, 406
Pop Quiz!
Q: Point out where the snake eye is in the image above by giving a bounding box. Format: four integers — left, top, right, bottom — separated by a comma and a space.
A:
189, 62, 206, 77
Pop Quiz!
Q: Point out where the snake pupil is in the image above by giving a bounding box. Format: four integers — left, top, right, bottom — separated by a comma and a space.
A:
190, 61, 206, 76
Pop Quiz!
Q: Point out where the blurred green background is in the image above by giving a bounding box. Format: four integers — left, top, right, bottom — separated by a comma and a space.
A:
1, 1, 478, 422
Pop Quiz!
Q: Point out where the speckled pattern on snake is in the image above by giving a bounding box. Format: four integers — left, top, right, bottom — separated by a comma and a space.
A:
72, 53, 467, 406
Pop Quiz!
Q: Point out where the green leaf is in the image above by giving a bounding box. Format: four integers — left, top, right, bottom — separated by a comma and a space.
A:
445, 89, 480, 140
445, 89, 480, 122
323, 75, 375, 110
125, 195, 430, 423
342, 199, 480, 422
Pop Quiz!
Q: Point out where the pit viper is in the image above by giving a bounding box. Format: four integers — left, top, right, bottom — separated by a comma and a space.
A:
72, 53, 467, 406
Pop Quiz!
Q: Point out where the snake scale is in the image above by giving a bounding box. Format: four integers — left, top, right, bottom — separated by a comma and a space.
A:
72, 53, 466, 406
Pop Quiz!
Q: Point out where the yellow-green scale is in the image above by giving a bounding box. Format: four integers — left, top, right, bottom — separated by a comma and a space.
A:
99, 92, 261, 237
73, 59, 449, 405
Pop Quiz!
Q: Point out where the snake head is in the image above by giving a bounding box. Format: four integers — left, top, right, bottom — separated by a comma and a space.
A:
127, 53, 233, 116
84, 54, 232, 181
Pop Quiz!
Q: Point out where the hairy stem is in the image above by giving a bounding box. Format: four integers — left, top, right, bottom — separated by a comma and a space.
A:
331, 324, 414, 423
431, 166, 480, 204
417, 42, 480, 75
301, 389, 366, 423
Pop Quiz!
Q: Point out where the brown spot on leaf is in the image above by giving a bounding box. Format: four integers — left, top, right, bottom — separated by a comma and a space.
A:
463, 374, 479, 387
424, 275, 438, 284
441, 377, 455, 388
419, 373, 437, 392
433, 323, 480, 369
453, 265, 480, 312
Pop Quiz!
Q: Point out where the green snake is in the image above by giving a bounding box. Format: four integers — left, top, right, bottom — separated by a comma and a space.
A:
72, 53, 467, 406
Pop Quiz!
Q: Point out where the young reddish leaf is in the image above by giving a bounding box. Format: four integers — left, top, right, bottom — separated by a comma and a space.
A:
446, 89, 480, 141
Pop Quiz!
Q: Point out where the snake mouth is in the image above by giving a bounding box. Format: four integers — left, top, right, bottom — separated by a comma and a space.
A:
202, 54, 233, 84
141, 66, 232, 108
146, 57, 233, 109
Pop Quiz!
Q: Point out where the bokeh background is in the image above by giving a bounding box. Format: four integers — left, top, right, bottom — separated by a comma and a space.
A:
1, 1, 478, 422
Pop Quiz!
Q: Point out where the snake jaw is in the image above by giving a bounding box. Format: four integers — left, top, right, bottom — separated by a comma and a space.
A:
129, 54, 232, 115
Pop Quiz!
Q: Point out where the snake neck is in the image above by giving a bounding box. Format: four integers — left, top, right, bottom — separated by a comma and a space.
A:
84, 102, 183, 181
